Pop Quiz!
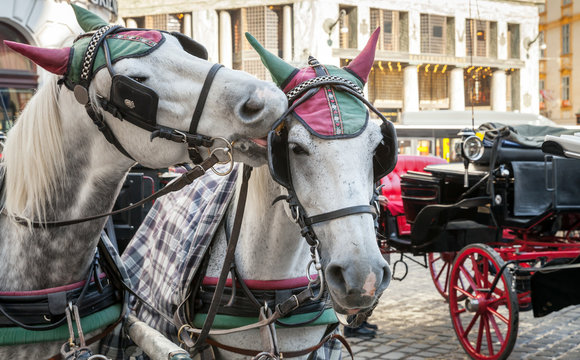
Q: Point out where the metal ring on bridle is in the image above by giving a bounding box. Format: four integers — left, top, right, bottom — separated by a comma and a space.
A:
208, 137, 234, 176
177, 324, 191, 345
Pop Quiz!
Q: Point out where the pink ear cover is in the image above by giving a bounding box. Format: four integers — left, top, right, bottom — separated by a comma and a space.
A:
4, 41, 71, 75
344, 27, 380, 84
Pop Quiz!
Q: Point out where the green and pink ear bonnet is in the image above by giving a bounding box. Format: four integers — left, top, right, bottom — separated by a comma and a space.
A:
4, 4, 164, 89
245, 28, 380, 139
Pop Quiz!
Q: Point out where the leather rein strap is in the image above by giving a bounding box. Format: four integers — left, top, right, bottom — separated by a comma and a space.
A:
177, 164, 253, 349
7, 153, 223, 228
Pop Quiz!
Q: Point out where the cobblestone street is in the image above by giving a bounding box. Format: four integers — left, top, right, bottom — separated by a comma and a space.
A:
342, 256, 580, 359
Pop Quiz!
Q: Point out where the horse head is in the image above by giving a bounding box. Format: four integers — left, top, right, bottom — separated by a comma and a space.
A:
4, 4, 287, 169
248, 29, 397, 317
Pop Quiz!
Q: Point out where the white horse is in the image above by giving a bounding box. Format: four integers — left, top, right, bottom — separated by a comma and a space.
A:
123, 28, 396, 359
0, 5, 286, 360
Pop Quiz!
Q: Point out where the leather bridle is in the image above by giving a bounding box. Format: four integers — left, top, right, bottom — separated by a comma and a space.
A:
72, 25, 224, 164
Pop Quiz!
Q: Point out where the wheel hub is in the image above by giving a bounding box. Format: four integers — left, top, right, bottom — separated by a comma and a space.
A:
465, 294, 489, 313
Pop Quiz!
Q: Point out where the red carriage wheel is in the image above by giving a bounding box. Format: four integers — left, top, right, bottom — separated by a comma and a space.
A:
428, 252, 457, 300
449, 244, 519, 360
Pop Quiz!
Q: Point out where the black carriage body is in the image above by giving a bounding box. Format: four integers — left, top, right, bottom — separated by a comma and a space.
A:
390, 153, 580, 255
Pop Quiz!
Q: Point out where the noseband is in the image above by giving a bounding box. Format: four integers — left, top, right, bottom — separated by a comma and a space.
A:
72, 25, 224, 164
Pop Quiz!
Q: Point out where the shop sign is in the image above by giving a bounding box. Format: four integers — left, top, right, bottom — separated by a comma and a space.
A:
89, 0, 118, 16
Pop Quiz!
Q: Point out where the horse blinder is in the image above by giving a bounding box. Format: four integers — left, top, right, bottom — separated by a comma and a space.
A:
373, 121, 398, 183
267, 127, 292, 189
109, 74, 159, 127
171, 31, 209, 60
268, 121, 398, 189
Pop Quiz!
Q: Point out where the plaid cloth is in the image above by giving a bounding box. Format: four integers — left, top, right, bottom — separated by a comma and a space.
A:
101, 164, 341, 359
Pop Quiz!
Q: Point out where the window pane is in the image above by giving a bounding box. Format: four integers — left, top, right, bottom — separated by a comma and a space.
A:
562, 24, 570, 54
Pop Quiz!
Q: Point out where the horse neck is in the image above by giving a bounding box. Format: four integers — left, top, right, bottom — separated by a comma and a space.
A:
234, 166, 311, 281
0, 86, 134, 291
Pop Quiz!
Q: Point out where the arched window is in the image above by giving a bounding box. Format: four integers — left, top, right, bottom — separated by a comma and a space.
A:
0, 22, 38, 131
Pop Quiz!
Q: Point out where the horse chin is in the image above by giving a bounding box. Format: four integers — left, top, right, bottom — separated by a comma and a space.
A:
328, 291, 378, 316
232, 139, 267, 167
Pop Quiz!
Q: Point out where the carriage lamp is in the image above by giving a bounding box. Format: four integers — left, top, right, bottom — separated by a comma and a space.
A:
462, 135, 484, 162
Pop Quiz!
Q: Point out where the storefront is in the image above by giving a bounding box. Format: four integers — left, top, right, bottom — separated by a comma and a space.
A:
0, 0, 117, 131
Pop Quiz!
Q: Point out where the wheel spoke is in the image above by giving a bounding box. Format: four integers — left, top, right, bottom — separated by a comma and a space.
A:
454, 307, 467, 315
487, 311, 505, 344
443, 263, 450, 293
484, 313, 495, 356
463, 312, 480, 337
459, 264, 478, 290
435, 261, 447, 281
432, 254, 442, 263
488, 307, 510, 325
488, 294, 507, 308
469, 254, 483, 288
476, 313, 485, 353
454, 285, 476, 299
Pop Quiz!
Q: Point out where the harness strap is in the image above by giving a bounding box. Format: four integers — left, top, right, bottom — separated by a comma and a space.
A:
47, 313, 124, 360
6, 153, 222, 228
189, 64, 224, 135
201, 332, 353, 359
304, 205, 376, 226
85, 102, 136, 161
183, 164, 253, 350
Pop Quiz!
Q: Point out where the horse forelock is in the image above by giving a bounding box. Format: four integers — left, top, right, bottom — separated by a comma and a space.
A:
2, 78, 66, 225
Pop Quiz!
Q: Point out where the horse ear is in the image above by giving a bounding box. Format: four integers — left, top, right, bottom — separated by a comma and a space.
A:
4, 41, 71, 75
344, 27, 380, 84
71, 4, 109, 32
245, 32, 297, 87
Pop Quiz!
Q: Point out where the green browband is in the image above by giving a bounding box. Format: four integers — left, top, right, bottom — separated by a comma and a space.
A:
193, 308, 338, 329
0, 303, 122, 346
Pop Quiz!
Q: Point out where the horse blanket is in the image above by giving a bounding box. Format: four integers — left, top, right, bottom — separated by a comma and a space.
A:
101, 164, 341, 359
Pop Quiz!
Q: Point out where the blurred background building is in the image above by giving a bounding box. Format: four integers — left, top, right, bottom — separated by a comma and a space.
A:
119, 0, 543, 123
0, 0, 117, 131
539, 0, 579, 125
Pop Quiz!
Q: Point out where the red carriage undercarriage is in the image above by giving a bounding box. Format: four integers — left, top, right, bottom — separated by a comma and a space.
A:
378, 125, 580, 360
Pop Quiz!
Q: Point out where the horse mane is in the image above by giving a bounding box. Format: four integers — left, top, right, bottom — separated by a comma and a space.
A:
2, 77, 66, 223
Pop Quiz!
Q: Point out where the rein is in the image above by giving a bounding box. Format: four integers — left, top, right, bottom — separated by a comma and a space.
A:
5, 147, 231, 228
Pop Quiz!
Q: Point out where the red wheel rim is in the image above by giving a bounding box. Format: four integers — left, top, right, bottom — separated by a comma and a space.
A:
428, 252, 456, 299
449, 245, 518, 360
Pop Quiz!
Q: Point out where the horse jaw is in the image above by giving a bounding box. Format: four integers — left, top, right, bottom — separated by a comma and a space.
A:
287, 121, 391, 314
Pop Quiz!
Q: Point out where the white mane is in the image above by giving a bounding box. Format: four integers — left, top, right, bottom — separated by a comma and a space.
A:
2, 77, 66, 223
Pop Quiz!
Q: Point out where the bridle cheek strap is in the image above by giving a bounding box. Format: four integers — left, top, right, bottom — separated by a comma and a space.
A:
303, 205, 377, 226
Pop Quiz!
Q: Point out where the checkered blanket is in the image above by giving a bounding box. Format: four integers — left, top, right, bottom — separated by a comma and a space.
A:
101, 164, 342, 359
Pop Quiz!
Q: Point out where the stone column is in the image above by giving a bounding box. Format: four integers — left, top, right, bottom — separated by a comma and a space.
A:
403, 65, 419, 112
283, 5, 292, 62
183, 13, 192, 38
491, 69, 507, 112
125, 18, 138, 28
219, 11, 232, 68
449, 67, 465, 111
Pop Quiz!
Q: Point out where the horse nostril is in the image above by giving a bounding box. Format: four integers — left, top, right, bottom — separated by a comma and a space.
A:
378, 264, 392, 293
325, 263, 347, 293
240, 92, 265, 119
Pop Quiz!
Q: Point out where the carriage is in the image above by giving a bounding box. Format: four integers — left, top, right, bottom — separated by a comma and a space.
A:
378, 122, 580, 360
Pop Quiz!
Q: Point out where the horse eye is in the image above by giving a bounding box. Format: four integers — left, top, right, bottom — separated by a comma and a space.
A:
130, 76, 148, 83
291, 144, 308, 155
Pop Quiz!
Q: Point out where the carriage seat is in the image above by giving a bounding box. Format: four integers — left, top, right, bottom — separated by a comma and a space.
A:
379, 155, 447, 235
380, 155, 447, 215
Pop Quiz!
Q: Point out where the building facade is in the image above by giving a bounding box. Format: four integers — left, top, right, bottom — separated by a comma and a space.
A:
0, 0, 118, 131
120, 0, 542, 123
539, 0, 579, 124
